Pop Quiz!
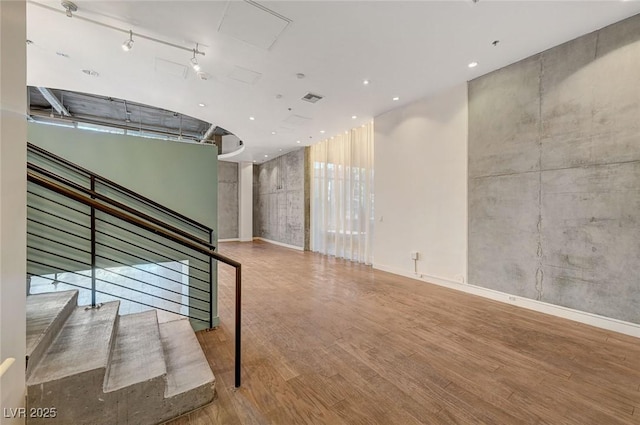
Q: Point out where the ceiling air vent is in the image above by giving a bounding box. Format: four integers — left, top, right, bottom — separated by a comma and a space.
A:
301, 92, 323, 103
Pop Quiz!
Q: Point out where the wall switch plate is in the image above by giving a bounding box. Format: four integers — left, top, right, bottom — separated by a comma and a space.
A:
410, 251, 419, 260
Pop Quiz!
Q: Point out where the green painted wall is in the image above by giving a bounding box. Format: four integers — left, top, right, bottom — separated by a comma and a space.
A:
27, 123, 219, 328
28, 123, 218, 230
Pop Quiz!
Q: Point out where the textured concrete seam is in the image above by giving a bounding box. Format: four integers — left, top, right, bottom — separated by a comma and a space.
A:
535, 56, 544, 301
470, 158, 640, 180
470, 169, 544, 180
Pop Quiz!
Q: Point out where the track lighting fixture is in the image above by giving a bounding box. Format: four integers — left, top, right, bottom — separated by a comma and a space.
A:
41, 2, 208, 71
122, 30, 134, 52
191, 55, 200, 71
190, 46, 201, 72
61, 1, 77, 18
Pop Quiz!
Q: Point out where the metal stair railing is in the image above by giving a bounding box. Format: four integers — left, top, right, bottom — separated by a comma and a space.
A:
27, 166, 242, 387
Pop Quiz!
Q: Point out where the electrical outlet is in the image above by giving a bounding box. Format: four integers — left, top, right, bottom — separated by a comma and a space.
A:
508, 296, 516, 302
410, 251, 419, 260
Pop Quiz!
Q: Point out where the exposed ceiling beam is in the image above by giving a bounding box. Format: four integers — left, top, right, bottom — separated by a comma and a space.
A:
37, 87, 71, 117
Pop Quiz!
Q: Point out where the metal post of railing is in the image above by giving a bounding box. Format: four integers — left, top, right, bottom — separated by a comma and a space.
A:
90, 175, 96, 307
235, 264, 242, 388
209, 230, 214, 328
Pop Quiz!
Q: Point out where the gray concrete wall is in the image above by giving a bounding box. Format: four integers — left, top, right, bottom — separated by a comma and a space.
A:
468, 14, 640, 324
253, 149, 305, 248
218, 161, 238, 240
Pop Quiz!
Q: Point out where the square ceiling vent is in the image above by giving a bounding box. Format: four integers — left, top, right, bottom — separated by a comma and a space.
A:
218, 0, 291, 50
301, 93, 323, 103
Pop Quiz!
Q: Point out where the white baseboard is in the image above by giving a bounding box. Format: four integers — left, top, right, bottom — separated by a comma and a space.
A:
253, 237, 304, 251
373, 263, 640, 339
218, 238, 239, 242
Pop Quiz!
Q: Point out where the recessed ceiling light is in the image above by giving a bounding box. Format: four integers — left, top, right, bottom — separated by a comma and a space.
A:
271, 131, 276, 135
363, 79, 370, 85
249, 116, 255, 120
392, 97, 399, 101
320, 130, 325, 134
253, 160, 257, 163
468, 62, 478, 68
296, 140, 301, 144
352, 115, 357, 119
198, 103, 206, 107
279, 149, 283, 151
264, 154, 268, 158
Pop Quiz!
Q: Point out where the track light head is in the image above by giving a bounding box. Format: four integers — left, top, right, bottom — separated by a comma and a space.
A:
190, 49, 201, 71
61, 0, 77, 18
122, 30, 134, 51
191, 58, 201, 71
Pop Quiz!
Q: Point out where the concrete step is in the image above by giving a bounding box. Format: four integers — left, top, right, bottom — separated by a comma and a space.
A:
26, 304, 215, 425
26, 290, 78, 380
99, 310, 169, 425
104, 310, 166, 392
27, 302, 120, 425
158, 318, 216, 418
27, 301, 120, 387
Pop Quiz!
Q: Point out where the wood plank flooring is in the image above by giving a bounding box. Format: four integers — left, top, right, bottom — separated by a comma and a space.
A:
167, 241, 640, 425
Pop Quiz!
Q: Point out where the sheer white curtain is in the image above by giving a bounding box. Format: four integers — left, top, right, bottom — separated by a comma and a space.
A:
310, 122, 374, 264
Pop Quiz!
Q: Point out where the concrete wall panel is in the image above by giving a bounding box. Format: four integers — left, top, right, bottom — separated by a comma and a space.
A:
218, 161, 238, 239
540, 162, 640, 323
469, 173, 540, 300
286, 191, 304, 247
540, 33, 597, 170
253, 149, 305, 248
469, 14, 640, 324
468, 55, 541, 178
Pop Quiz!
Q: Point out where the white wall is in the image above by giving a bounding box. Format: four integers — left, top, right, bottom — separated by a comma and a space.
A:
0, 1, 27, 423
373, 83, 468, 283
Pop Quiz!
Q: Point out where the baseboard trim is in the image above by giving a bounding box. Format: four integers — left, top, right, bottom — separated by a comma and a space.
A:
373, 263, 640, 339
253, 237, 304, 251
218, 238, 239, 242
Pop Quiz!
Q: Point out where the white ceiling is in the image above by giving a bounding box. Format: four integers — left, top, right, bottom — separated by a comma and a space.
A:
26, 1, 640, 163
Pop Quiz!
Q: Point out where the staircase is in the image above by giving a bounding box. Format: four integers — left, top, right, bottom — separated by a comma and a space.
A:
26, 290, 215, 425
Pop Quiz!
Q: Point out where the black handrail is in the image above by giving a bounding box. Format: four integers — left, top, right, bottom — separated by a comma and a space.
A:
27, 142, 213, 234
28, 170, 242, 388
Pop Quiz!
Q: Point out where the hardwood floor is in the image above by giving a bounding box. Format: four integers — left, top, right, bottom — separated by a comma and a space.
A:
167, 241, 640, 425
